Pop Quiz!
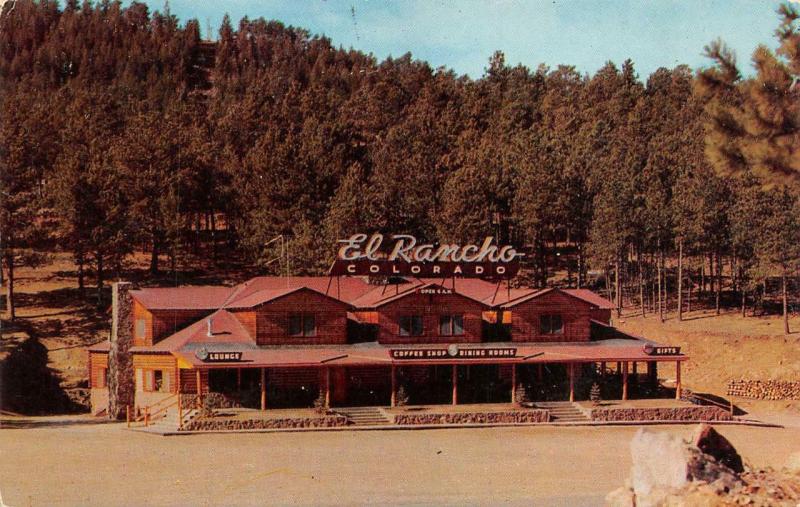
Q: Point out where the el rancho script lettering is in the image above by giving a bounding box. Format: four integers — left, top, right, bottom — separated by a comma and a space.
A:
330, 233, 523, 279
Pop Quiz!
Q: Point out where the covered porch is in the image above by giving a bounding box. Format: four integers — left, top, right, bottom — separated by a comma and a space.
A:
176, 356, 687, 410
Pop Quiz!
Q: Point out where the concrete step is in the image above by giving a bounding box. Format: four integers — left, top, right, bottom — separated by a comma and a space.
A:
335, 407, 391, 426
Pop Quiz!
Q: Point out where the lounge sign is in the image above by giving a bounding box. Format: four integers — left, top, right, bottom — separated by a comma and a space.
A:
391, 346, 517, 360
643, 345, 681, 356
330, 233, 522, 279
195, 348, 244, 362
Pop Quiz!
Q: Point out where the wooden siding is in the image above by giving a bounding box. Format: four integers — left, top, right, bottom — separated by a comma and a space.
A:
132, 354, 178, 393
132, 300, 154, 346
179, 368, 209, 394
133, 300, 211, 346
377, 291, 485, 344
511, 290, 593, 342
88, 352, 108, 389
243, 289, 350, 346
590, 308, 612, 325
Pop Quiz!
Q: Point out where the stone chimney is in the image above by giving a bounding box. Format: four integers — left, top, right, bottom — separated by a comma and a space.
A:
107, 281, 136, 420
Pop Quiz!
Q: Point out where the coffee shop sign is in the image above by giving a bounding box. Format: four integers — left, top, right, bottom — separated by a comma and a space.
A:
329, 233, 523, 278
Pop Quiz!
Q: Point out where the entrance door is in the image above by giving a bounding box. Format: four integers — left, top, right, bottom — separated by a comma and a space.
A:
459, 364, 509, 404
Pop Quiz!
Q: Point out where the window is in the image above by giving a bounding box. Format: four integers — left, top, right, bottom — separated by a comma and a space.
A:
399, 315, 424, 336
439, 315, 465, 336
540, 314, 564, 335
289, 314, 316, 337
135, 319, 146, 338
137, 369, 169, 392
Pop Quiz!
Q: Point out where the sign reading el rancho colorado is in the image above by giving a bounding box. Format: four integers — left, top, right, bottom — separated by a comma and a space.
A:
330, 233, 522, 279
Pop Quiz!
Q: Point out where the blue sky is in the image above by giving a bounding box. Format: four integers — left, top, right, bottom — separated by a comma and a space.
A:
136, 0, 787, 78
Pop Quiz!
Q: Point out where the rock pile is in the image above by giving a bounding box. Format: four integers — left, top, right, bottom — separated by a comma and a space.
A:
393, 409, 550, 425
727, 379, 800, 400
183, 415, 349, 431
606, 424, 800, 506
590, 406, 732, 422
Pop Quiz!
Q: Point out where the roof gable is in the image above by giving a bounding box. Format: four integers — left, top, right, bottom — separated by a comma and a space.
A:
358, 282, 491, 309
501, 287, 604, 309
226, 285, 354, 310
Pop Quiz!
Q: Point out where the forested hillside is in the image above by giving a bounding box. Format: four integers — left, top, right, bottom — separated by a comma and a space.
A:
2, 1, 800, 332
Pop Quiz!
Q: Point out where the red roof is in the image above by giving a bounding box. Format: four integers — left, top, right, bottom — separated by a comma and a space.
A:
129, 276, 615, 313
227, 276, 372, 307
88, 340, 110, 352
564, 289, 615, 310
132, 309, 256, 352
500, 287, 613, 309
131, 286, 236, 311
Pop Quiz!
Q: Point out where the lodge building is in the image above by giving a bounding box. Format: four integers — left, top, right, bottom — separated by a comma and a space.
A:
88, 276, 687, 417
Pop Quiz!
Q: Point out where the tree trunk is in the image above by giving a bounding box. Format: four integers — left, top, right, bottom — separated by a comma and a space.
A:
210, 209, 218, 265
77, 249, 85, 300
663, 255, 669, 314
715, 251, 721, 315
783, 271, 789, 335
638, 248, 645, 317
741, 284, 747, 318
615, 259, 622, 318
577, 243, 584, 289
149, 236, 160, 275
96, 252, 104, 308
687, 271, 692, 313
4, 253, 15, 320
700, 263, 705, 294
658, 247, 664, 322
708, 252, 715, 300
677, 239, 684, 321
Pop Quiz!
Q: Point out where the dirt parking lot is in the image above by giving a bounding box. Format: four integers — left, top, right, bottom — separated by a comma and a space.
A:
1, 417, 799, 507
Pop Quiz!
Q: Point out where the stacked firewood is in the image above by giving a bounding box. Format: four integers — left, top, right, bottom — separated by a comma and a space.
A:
727, 379, 800, 400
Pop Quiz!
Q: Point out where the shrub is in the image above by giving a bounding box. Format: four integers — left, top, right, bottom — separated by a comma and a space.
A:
590, 382, 602, 405
395, 385, 409, 406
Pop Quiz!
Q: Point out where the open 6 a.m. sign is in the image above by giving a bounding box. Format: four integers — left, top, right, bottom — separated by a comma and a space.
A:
329, 233, 523, 279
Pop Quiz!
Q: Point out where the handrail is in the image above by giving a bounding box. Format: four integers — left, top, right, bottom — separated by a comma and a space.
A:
146, 398, 180, 425
131, 392, 180, 425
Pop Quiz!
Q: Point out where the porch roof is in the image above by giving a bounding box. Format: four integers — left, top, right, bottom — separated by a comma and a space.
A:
172, 337, 687, 369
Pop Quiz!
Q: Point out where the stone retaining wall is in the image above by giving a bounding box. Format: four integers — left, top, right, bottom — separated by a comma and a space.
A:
183, 415, 349, 431
727, 379, 800, 400
393, 410, 550, 425
590, 406, 732, 422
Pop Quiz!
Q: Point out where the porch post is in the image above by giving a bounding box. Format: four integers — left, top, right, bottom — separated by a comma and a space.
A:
260, 367, 266, 410
600, 361, 606, 378
632, 362, 637, 375
537, 363, 543, 382
325, 367, 331, 409
196, 369, 202, 395
568, 363, 575, 402
510, 364, 517, 403
452, 364, 458, 405
675, 361, 682, 400
237, 368, 242, 392
390, 365, 397, 407
622, 361, 629, 401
